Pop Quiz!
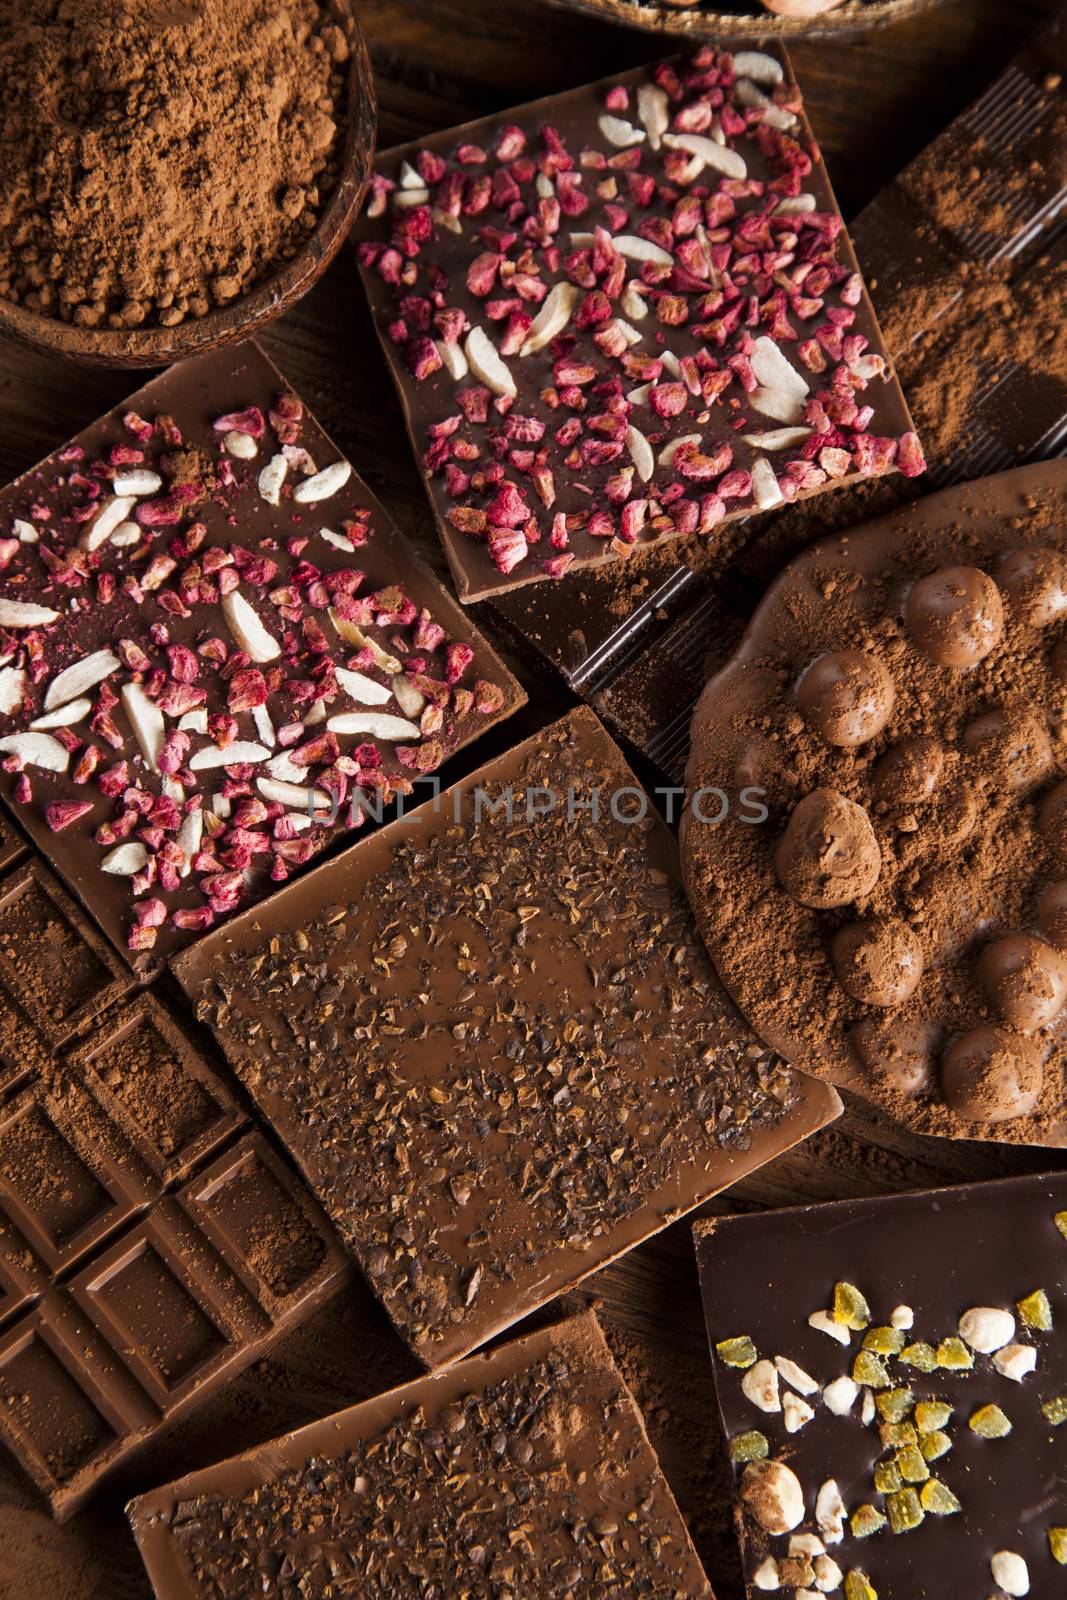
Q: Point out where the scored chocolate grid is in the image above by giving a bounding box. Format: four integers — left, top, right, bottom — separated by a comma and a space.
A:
0, 852, 346, 1517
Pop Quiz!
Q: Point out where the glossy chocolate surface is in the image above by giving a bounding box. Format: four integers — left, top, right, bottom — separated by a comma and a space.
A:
0, 875, 347, 1519
355, 50, 919, 601
695, 1171, 1067, 1599
129, 1312, 714, 1600
175, 707, 841, 1367
0, 343, 523, 969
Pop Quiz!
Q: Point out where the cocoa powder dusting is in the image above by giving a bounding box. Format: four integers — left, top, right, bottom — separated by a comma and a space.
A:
0, 0, 354, 330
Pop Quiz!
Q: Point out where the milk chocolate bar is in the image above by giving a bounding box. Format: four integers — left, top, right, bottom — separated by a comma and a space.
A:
174, 707, 841, 1368
0, 342, 523, 970
695, 1171, 1067, 1600
129, 1312, 714, 1599
0, 888, 347, 1518
355, 48, 921, 602
489, 16, 1067, 779
682, 460, 1067, 1149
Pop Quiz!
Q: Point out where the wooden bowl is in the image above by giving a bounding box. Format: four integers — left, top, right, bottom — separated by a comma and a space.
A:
0, 5, 376, 369
539, 0, 948, 39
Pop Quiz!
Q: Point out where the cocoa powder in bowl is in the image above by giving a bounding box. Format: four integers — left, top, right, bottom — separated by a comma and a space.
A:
0, 1, 354, 332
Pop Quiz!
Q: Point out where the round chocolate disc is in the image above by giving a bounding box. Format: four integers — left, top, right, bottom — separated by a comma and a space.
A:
682, 462, 1066, 1149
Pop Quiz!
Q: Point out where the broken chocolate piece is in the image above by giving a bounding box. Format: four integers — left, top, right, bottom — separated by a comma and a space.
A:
355, 48, 919, 601
0, 343, 523, 969
696, 1170, 1067, 1599
174, 707, 841, 1367
128, 1312, 714, 1599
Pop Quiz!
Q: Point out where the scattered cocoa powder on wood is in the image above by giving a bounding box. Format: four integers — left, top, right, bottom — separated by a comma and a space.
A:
0, 0, 354, 331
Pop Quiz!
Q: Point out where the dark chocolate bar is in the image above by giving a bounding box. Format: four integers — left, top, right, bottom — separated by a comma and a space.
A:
0, 865, 347, 1518
489, 14, 1067, 781
129, 1312, 714, 1600
695, 1171, 1067, 1600
0, 342, 523, 970
355, 48, 920, 602
174, 707, 841, 1369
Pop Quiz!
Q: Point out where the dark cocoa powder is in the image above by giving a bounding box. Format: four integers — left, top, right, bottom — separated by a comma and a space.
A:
0, 0, 354, 331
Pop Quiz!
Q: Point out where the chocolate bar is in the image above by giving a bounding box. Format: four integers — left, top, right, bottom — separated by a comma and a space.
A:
174, 706, 841, 1369
850, 4, 1067, 487
489, 15, 1067, 780
0, 866, 347, 1518
0, 342, 523, 971
694, 1171, 1067, 1600
682, 460, 1067, 1150
129, 1311, 714, 1599
355, 48, 920, 602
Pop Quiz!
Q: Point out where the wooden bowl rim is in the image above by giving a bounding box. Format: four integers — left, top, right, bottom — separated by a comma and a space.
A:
0, 5, 376, 369
538, 0, 948, 38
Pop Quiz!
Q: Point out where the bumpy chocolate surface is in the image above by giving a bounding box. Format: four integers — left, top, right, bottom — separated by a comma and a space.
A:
355, 49, 921, 601
695, 1172, 1067, 1600
0, 856, 346, 1518
682, 461, 1067, 1146
175, 707, 840, 1366
130, 1313, 713, 1599
0, 343, 522, 968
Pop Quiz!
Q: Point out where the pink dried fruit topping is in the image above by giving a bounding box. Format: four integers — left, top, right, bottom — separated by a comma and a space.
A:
0, 375, 513, 952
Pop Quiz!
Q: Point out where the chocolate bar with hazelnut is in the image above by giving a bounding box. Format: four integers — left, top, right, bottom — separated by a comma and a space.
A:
0, 342, 524, 971
173, 706, 841, 1370
695, 1171, 1067, 1600
129, 1311, 714, 1600
682, 459, 1067, 1149
354, 48, 921, 603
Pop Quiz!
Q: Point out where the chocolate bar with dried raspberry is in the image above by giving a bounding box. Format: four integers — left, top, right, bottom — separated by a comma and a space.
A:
354, 48, 922, 603
0, 343, 524, 969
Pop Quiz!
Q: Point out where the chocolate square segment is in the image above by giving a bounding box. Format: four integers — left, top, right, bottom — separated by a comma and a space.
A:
694, 1172, 1067, 1600
174, 707, 841, 1368
355, 49, 922, 602
129, 1312, 714, 1600
0, 342, 523, 970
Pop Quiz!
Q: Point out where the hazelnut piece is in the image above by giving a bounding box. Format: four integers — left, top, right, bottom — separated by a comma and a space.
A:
905, 565, 1003, 668
775, 789, 881, 909
740, 1459, 805, 1535
940, 1026, 1044, 1122
978, 932, 1067, 1032
1036, 880, 1067, 946
998, 545, 1067, 626
795, 649, 895, 748
832, 917, 923, 1008
873, 736, 943, 805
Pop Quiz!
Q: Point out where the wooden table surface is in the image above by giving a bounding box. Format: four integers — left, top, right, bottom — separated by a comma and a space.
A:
0, 2, 1062, 1597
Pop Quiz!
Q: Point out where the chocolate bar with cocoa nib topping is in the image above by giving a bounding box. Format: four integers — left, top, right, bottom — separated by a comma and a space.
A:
0, 342, 523, 969
354, 47, 922, 603
174, 707, 841, 1370
129, 1313, 713, 1600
